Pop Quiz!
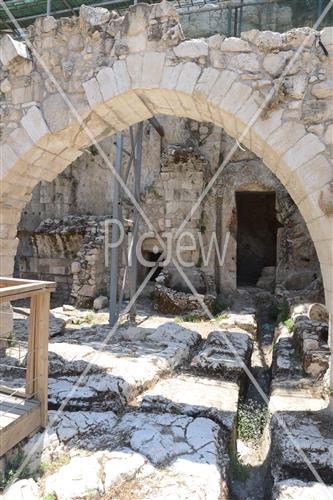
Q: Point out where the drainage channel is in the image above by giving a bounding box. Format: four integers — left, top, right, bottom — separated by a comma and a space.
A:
230, 293, 276, 500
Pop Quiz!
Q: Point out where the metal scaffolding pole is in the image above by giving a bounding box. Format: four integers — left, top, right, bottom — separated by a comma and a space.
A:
46, 0, 52, 16
109, 133, 123, 327
129, 122, 143, 323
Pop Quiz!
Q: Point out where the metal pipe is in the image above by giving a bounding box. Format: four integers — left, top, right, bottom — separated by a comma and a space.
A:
109, 133, 123, 327
46, 0, 52, 17
129, 122, 143, 323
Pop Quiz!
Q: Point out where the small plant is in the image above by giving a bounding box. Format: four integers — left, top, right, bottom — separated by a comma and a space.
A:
228, 449, 250, 482
175, 314, 201, 323
269, 301, 290, 323
39, 452, 70, 476
43, 494, 57, 500
7, 332, 16, 348
212, 299, 228, 316
215, 313, 228, 322
237, 400, 269, 443
284, 318, 294, 332
71, 311, 97, 326
0, 448, 30, 490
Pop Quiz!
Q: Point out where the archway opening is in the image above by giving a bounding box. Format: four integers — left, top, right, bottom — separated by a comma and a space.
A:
236, 191, 279, 287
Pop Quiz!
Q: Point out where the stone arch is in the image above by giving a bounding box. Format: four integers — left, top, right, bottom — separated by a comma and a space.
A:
0, 3, 332, 311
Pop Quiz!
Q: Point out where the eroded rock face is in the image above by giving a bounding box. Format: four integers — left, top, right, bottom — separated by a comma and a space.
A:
154, 283, 215, 317
270, 412, 333, 485
273, 479, 333, 500
293, 316, 329, 378
47, 322, 200, 410
191, 329, 253, 380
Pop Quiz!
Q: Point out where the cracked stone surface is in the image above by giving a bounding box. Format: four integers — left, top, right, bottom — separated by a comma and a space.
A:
20, 411, 228, 500
47, 322, 200, 410
270, 412, 333, 485
140, 373, 239, 438
191, 329, 253, 380
272, 479, 333, 499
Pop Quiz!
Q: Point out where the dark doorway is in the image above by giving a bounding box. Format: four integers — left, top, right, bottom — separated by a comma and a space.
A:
236, 191, 278, 286
139, 250, 163, 283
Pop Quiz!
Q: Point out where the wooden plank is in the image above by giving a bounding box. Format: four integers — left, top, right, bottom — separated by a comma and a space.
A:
0, 385, 26, 398
0, 284, 56, 303
0, 277, 56, 301
0, 404, 41, 455
26, 296, 37, 396
34, 292, 50, 427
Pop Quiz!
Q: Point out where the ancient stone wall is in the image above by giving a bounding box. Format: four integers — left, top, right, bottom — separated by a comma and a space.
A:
15, 116, 322, 306
0, 2, 332, 319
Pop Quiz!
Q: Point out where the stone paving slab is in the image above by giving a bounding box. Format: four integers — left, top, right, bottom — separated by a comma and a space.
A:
191, 329, 253, 380
17, 411, 229, 500
272, 479, 333, 499
47, 323, 200, 411
140, 373, 239, 438
270, 411, 333, 485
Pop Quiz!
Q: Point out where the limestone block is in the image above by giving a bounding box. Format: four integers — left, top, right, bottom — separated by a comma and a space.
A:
3, 478, 40, 500
141, 51, 166, 88
220, 37, 251, 52
312, 80, 333, 99
283, 73, 308, 100
0, 34, 30, 68
289, 155, 333, 206
126, 53, 144, 89
113, 60, 131, 94
176, 61, 202, 94
220, 82, 252, 115
1, 144, 19, 177
97, 67, 118, 101
83, 77, 103, 107
262, 121, 306, 171
231, 53, 260, 73
207, 70, 237, 106
263, 52, 290, 77
273, 479, 333, 500
234, 96, 259, 141
282, 133, 326, 174
320, 27, 333, 52
80, 4, 110, 26
6, 127, 33, 158
174, 39, 208, 58
194, 67, 220, 98
325, 124, 333, 145
318, 181, 333, 215
254, 31, 283, 50
160, 62, 183, 90
21, 106, 50, 145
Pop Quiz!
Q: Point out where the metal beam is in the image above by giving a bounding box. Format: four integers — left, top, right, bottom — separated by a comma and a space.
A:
148, 117, 165, 138
129, 122, 143, 323
109, 133, 123, 327
46, 0, 52, 17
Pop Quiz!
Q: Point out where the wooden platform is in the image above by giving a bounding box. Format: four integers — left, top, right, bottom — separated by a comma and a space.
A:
0, 393, 41, 455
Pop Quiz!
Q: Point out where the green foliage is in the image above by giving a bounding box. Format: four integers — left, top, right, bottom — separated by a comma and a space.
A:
284, 318, 294, 332
39, 452, 70, 476
43, 494, 57, 500
228, 449, 250, 482
215, 313, 228, 322
268, 301, 290, 323
7, 332, 16, 348
0, 448, 30, 490
71, 311, 97, 325
237, 400, 269, 443
175, 314, 201, 323
212, 299, 228, 316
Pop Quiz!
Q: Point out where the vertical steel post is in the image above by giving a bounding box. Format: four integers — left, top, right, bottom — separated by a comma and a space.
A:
317, 0, 323, 21
227, 6, 232, 37
129, 122, 143, 323
109, 133, 123, 326
47, 0, 52, 16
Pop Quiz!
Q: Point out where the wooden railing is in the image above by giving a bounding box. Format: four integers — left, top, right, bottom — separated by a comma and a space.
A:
0, 278, 55, 456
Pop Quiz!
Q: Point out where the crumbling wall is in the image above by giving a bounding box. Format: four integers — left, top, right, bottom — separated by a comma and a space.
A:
15, 117, 322, 305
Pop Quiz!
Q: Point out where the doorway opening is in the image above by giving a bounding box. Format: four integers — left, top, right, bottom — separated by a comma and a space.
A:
236, 191, 278, 286
139, 250, 163, 283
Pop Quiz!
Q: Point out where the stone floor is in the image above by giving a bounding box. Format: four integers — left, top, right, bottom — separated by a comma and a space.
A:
2, 302, 332, 500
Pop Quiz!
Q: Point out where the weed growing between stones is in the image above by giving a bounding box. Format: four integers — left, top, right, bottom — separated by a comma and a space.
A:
228, 448, 250, 482
237, 400, 269, 443
0, 448, 30, 490
283, 318, 294, 332
39, 451, 71, 476
175, 314, 202, 323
